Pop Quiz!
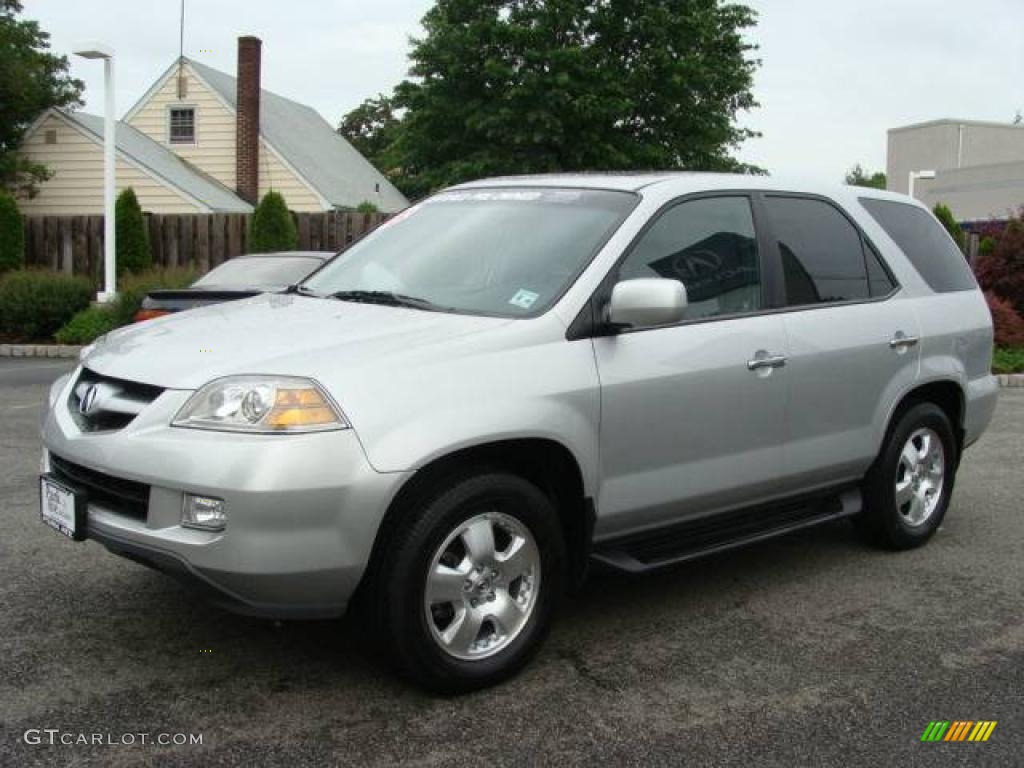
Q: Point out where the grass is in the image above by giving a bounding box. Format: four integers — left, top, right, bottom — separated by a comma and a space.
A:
993, 347, 1024, 374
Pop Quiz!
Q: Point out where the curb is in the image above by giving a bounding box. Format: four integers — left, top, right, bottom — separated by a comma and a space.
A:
3, 343, 1024, 386
0, 344, 82, 359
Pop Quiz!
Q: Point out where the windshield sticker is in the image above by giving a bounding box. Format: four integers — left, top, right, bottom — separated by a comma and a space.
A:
427, 189, 583, 204
508, 289, 540, 310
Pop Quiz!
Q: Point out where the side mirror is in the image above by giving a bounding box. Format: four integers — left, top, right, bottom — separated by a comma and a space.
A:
608, 278, 687, 330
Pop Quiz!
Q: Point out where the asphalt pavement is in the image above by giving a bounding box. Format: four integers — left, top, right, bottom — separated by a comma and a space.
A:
1, 357, 1021, 767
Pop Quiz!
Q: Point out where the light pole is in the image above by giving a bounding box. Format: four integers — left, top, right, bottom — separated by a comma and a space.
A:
908, 169, 936, 201
73, 42, 116, 303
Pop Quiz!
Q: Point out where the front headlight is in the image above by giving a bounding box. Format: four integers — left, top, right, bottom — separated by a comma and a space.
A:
172, 375, 348, 433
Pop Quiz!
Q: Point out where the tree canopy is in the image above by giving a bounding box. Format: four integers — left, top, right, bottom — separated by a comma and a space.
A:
845, 164, 886, 190
342, 0, 761, 199
0, 0, 83, 197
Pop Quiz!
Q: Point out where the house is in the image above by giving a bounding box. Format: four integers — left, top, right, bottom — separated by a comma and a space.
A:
887, 118, 1024, 222
17, 36, 408, 215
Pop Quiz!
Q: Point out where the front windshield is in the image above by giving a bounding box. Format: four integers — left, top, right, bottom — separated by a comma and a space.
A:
302, 188, 637, 316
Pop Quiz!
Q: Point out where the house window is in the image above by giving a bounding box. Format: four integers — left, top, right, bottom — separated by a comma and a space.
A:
168, 107, 195, 144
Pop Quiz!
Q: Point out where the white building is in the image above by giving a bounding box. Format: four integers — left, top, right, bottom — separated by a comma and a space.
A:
887, 118, 1024, 222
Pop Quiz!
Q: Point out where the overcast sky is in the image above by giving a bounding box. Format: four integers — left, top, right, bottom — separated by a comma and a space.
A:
23, 0, 1024, 183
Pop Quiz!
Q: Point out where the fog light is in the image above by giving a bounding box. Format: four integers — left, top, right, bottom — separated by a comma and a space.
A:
182, 494, 227, 531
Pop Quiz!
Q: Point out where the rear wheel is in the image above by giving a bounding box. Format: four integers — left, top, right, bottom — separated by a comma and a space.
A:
857, 402, 957, 549
370, 471, 565, 693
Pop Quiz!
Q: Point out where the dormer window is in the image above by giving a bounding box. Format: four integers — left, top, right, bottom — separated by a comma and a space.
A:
168, 107, 195, 144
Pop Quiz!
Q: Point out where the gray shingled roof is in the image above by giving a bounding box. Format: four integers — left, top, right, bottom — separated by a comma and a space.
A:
186, 58, 409, 212
63, 110, 253, 213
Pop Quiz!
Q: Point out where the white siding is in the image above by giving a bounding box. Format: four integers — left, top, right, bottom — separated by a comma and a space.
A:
259, 140, 323, 211
129, 63, 325, 212
128, 64, 238, 190
17, 113, 201, 215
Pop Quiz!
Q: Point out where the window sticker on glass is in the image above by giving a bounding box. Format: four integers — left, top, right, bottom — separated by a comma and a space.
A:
508, 289, 540, 309
427, 190, 583, 204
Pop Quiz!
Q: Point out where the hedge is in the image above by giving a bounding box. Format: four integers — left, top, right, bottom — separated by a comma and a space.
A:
0, 270, 93, 341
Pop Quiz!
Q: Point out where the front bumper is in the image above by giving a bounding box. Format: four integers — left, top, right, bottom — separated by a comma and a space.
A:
41, 375, 410, 618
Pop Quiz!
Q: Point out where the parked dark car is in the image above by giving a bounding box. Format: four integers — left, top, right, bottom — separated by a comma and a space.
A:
134, 251, 333, 321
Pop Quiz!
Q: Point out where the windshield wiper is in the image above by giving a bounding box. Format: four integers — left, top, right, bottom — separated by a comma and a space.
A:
327, 289, 445, 312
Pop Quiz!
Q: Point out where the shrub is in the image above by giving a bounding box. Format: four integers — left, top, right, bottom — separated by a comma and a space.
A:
355, 200, 380, 213
0, 192, 25, 272
932, 203, 966, 253
115, 188, 151, 276
978, 236, 996, 257
111, 266, 197, 327
0, 270, 93, 341
249, 191, 298, 253
992, 347, 1024, 374
975, 214, 1024, 315
55, 305, 117, 344
985, 292, 1024, 348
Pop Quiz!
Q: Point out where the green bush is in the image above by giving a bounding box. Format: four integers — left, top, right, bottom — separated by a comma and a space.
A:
932, 203, 966, 253
111, 266, 197, 327
992, 347, 1024, 374
979, 236, 996, 257
0, 192, 25, 272
55, 305, 117, 344
115, 187, 151, 276
355, 200, 380, 213
0, 270, 93, 341
249, 191, 298, 253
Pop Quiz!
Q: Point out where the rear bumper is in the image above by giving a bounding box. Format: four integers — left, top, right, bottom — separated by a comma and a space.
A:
964, 374, 999, 448
41, 382, 410, 619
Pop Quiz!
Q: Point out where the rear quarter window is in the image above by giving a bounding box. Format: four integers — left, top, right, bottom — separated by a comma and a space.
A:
858, 198, 977, 293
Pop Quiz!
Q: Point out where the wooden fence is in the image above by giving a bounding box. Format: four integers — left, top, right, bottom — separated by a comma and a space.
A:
22, 210, 390, 283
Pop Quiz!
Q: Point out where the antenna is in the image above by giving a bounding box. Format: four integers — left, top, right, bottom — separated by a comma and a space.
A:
176, 0, 186, 98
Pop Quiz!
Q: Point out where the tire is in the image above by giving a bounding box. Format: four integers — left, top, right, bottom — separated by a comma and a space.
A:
857, 402, 958, 550
368, 471, 566, 694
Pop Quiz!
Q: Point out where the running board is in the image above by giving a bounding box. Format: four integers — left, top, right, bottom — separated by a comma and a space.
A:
591, 487, 862, 573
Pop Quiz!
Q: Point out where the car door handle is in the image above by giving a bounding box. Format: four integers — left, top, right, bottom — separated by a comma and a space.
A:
747, 354, 787, 371
888, 333, 920, 349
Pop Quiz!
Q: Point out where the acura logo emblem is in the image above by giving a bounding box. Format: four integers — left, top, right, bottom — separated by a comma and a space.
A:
79, 384, 100, 415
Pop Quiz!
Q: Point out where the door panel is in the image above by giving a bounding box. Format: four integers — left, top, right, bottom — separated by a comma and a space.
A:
781, 299, 920, 489
593, 315, 789, 538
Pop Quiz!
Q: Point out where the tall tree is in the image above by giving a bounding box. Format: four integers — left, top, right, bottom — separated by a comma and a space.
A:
0, 0, 83, 197
845, 164, 886, 190
351, 0, 760, 199
115, 188, 151, 277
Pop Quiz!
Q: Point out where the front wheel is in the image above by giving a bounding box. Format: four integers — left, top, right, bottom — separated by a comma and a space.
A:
371, 471, 566, 693
857, 402, 957, 550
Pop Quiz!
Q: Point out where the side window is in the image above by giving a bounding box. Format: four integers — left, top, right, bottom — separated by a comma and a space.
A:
764, 196, 869, 306
617, 196, 761, 321
859, 198, 976, 293
865, 241, 897, 297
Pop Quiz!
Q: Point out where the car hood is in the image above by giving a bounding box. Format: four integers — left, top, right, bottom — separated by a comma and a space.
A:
85, 293, 513, 389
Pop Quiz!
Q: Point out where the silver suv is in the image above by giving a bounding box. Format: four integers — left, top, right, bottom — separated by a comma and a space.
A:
39, 174, 997, 692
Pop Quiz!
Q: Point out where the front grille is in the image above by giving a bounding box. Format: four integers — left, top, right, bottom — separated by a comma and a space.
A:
49, 454, 150, 521
68, 368, 164, 433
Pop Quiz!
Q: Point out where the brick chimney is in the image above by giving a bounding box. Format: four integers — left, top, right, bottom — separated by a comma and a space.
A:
235, 36, 262, 204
